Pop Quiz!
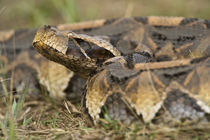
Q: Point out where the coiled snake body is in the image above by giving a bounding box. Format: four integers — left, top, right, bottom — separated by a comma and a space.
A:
2, 16, 210, 126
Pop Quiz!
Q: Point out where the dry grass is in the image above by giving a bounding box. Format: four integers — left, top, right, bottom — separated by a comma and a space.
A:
0, 84, 209, 139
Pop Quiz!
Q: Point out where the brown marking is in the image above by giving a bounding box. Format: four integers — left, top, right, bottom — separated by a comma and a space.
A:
0, 30, 14, 42
57, 19, 106, 31
127, 71, 163, 122
164, 81, 190, 95
125, 76, 139, 92
102, 71, 110, 90
175, 42, 194, 53
155, 42, 176, 59
183, 70, 195, 86
134, 59, 192, 70
151, 73, 166, 89
38, 60, 73, 99
193, 37, 210, 58
148, 16, 184, 26
123, 26, 145, 43
147, 37, 158, 51
201, 23, 207, 29
197, 66, 210, 106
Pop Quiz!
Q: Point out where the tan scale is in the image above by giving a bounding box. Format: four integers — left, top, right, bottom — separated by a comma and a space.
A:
124, 71, 165, 122
38, 61, 74, 99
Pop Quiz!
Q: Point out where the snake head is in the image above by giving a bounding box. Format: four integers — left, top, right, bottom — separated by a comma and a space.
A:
33, 25, 116, 78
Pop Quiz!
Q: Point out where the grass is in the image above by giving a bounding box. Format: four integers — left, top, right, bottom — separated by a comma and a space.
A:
0, 0, 80, 29
0, 0, 210, 139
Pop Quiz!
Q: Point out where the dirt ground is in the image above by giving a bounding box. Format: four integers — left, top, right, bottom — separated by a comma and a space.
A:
0, 94, 209, 139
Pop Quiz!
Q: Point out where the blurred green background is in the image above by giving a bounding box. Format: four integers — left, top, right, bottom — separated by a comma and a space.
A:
0, 0, 210, 30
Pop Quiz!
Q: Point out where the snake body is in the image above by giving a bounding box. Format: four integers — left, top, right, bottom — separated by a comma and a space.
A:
0, 16, 209, 126
32, 17, 210, 125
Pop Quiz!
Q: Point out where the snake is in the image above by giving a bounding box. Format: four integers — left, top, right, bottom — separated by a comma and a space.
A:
1, 16, 210, 126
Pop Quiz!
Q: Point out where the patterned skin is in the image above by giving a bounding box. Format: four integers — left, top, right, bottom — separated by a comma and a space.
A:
1, 16, 210, 125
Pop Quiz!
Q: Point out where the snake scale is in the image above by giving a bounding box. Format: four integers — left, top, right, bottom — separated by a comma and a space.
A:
1, 16, 210, 126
